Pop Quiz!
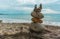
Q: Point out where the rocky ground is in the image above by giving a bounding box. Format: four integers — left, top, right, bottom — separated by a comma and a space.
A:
0, 23, 60, 39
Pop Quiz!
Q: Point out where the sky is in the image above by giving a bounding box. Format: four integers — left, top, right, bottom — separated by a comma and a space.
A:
0, 0, 60, 14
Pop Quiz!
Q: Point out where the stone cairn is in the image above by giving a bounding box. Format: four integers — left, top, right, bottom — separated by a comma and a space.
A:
29, 4, 44, 39
31, 4, 44, 23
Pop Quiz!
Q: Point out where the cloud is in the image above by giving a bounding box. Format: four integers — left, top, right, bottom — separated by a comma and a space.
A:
16, 6, 60, 14
0, 0, 59, 14
17, 0, 36, 4
42, 9, 60, 14
14, 7, 33, 11
55, 1, 60, 4
19, 7, 34, 14
17, 0, 59, 5
14, 6, 60, 14
37, 0, 58, 4
0, 0, 59, 9
0, 5, 10, 9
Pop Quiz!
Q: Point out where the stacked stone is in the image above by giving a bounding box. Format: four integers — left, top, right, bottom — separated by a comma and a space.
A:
29, 4, 44, 39
30, 4, 44, 32
31, 4, 44, 23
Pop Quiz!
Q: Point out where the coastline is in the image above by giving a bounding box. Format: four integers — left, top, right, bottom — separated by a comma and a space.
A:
2, 20, 60, 26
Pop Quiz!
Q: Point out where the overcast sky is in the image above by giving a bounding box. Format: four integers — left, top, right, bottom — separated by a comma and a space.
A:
0, 0, 60, 14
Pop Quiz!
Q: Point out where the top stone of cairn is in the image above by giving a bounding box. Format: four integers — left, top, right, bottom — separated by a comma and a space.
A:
31, 4, 44, 19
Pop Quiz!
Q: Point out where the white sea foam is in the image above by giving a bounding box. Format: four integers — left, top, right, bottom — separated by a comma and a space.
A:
43, 21, 60, 26
1, 19, 60, 26
2, 19, 31, 23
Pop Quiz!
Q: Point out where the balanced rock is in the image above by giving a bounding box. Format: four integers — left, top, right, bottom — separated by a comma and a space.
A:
31, 12, 44, 19
30, 23, 45, 32
30, 4, 44, 32
31, 18, 43, 23
31, 4, 44, 19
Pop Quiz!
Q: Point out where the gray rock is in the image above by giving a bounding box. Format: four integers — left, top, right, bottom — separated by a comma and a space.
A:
31, 11, 44, 19
30, 23, 45, 32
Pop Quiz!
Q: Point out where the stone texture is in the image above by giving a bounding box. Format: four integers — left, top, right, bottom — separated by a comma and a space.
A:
31, 12, 44, 19
30, 23, 45, 32
0, 23, 29, 35
0, 23, 60, 39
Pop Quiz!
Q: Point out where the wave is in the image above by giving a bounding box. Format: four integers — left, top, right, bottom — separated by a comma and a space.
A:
1, 19, 60, 26
43, 21, 60, 26
2, 19, 31, 23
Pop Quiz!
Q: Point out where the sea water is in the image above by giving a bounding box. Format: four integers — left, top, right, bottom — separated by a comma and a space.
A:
43, 14, 60, 26
0, 14, 60, 26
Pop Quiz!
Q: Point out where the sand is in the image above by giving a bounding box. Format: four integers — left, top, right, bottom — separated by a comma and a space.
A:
0, 23, 60, 39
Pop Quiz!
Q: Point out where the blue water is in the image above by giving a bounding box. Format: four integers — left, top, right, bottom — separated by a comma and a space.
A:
44, 14, 60, 22
0, 14, 60, 26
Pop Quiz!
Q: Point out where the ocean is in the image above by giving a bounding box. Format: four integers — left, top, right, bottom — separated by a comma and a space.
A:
0, 14, 60, 26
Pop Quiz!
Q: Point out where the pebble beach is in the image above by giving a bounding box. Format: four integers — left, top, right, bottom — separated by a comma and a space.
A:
0, 23, 60, 39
